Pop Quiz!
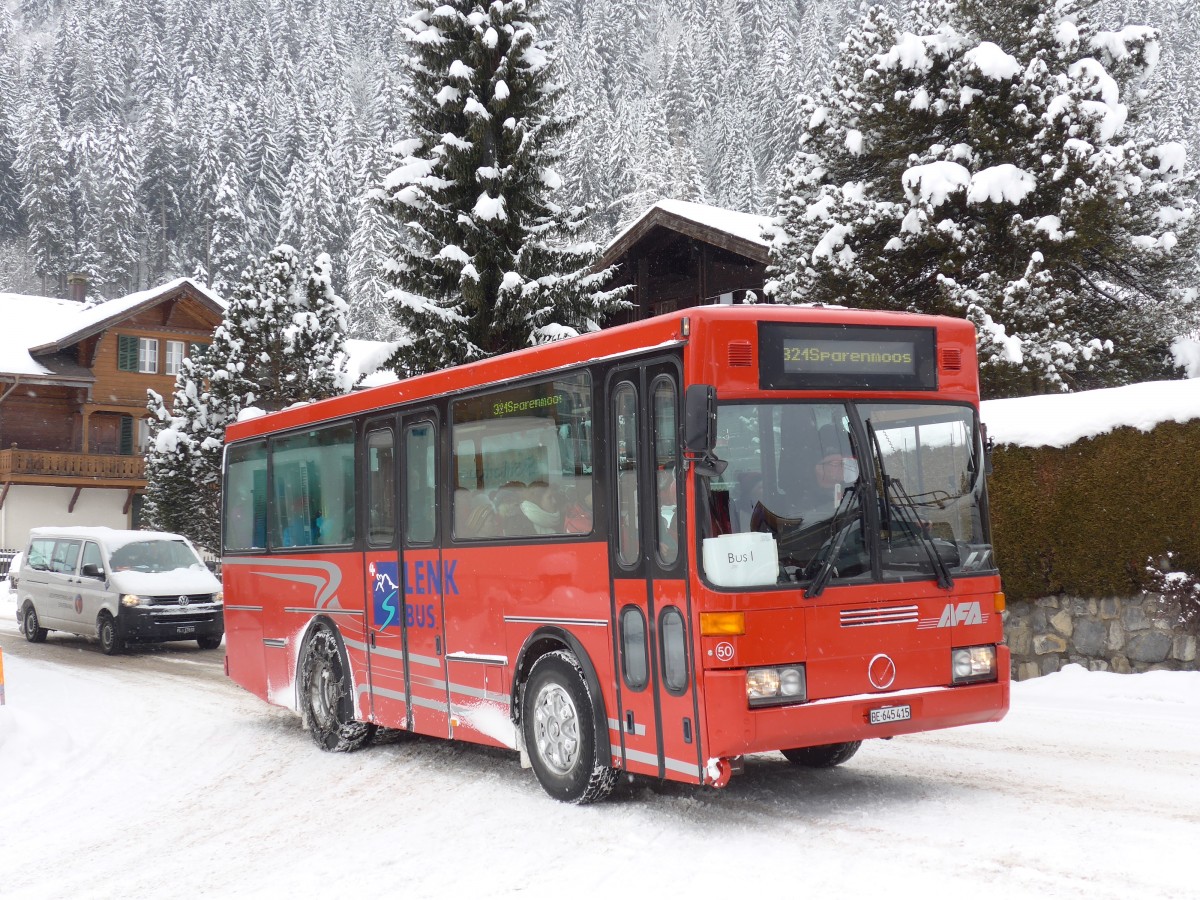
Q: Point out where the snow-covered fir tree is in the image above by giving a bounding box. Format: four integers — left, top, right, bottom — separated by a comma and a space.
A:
210, 163, 250, 299
380, 0, 630, 375
143, 353, 222, 550
144, 245, 354, 550
767, 0, 1200, 398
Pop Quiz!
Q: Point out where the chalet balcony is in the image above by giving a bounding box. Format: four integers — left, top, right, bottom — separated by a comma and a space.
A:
0, 447, 146, 488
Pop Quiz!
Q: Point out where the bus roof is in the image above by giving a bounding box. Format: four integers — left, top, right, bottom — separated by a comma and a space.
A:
224, 305, 978, 443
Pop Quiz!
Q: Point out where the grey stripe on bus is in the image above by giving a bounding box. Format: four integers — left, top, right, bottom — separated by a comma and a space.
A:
368, 685, 408, 703
608, 717, 646, 737
409, 673, 448, 690
226, 605, 264, 611
262, 638, 287, 648
222, 557, 343, 608
410, 696, 449, 713
502, 615, 608, 628
284, 606, 359, 616
615, 744, 701, 779
448, 682, 510, 705
446, 653, 510, 666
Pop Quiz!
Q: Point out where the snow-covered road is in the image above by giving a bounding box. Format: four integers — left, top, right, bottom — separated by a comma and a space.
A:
1, 603, 1197, 900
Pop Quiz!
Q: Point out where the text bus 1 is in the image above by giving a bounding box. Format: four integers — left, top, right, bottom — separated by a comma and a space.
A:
221, 304, 1009, 803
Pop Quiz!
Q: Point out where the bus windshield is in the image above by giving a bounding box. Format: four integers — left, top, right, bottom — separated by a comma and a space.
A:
699, 401, 992, 589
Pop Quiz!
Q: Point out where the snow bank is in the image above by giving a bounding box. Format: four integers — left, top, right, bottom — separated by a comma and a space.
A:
981, 378, 1200, 448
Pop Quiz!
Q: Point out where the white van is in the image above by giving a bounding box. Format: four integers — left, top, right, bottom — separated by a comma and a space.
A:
15, 527, 224, 655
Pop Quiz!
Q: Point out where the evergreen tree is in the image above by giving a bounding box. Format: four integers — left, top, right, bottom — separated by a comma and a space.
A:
210, 163, 250, 299
347, 148, 398, 339
98, 121, 142, 295
144, 245, 354, 549
381, 0, 629, 376
0, 7, 23, 242
767, 0, 1200, 397
16, 83, 72, 293
143, 354, 221, 550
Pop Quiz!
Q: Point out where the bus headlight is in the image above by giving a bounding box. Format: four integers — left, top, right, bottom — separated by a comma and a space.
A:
951, 645, 997, 684
121, 594, 143, 607
747, 664, 807, 707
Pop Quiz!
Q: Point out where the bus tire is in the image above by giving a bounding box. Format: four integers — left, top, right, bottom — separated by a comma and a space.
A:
299, 624, 376, 752
781, 741, 861, 768
98, 613, 122, 655
21, 603, 47, 643
522, 649, 617, 804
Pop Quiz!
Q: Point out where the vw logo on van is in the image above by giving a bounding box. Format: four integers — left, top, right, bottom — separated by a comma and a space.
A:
177, 595, 190, 607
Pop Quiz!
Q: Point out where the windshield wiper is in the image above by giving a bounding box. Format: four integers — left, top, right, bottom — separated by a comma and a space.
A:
886, 476, 954, 590
804, 484, 857, 599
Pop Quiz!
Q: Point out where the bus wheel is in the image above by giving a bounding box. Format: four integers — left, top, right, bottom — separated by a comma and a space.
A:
781, 741, 861, 768
98, 613, 122, 655
522, 650, 617, 804
21, 604, 47, 643
299, 625, 376, 752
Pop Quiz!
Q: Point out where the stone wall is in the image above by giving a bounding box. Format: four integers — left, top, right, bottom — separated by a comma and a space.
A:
1005, 594, 1198, 681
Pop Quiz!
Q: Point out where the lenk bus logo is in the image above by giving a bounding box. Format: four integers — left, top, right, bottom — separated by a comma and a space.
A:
370, 560, 458, 630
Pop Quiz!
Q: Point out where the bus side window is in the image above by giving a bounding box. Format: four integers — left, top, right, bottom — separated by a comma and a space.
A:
614, 382, 640, 566
405, 422, 436, 544
367, 428, 395, 545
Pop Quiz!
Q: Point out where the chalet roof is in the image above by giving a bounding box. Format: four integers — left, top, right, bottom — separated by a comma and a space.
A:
29, 277, 224, 354
0, 278, 224, 381
600, 199, 775, 269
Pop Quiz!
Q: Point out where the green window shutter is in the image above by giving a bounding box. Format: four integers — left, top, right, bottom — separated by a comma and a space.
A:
118, 335, 138, 371
119, 416, 134, 456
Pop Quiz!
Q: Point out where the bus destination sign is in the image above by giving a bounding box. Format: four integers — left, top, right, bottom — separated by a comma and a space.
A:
782, 337, 915, 376
759, 322, 937, 391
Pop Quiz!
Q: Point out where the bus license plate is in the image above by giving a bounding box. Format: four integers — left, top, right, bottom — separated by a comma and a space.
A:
177, 625, 195, 634
869, 705, 911, 725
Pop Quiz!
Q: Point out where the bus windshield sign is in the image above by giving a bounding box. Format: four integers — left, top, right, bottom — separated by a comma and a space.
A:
759, 323, 937, 390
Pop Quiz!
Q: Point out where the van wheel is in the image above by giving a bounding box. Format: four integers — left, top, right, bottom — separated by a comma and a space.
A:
197, 635, 223, 650
98, 613, 122, 655
781, 741, 861, 768
299, 625, 375, 752
21, 604, 47, 643
522, 650, 617, 804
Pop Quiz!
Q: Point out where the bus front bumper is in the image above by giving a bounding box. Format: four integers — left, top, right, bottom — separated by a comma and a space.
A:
703, 653, 1010, 760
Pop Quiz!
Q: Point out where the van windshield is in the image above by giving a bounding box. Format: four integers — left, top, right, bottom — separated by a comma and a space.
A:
109, 540, 204, 574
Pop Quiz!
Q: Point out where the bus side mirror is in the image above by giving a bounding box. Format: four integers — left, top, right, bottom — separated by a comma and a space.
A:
684, 385, 717, 454
981, 423, 994, 477
685, 385, 727, 477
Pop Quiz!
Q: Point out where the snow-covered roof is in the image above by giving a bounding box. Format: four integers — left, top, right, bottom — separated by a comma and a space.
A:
601, 199, 773, 268
0, 278, 224, 380
29, 277, 224, 354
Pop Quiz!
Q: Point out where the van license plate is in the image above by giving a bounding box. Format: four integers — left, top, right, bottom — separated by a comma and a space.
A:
869, 705, 911, 725
177, 625, 195, 634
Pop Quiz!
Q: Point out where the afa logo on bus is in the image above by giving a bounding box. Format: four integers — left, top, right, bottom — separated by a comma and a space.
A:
370, 560, 457, 630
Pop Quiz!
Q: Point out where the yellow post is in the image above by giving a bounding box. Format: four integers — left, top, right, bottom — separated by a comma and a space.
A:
0, 645, 5, 705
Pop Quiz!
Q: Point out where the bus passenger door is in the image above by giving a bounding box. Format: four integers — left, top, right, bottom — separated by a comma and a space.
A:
398, 412, 451, 738
609, 364, 701, 783
362, 419, 410, 730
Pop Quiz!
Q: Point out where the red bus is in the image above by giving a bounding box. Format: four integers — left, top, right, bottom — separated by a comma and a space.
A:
221, 305, 1009, 803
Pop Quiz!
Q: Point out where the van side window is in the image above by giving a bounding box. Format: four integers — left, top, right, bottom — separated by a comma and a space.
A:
51, 540, 82, 574
28, 538, 54, 570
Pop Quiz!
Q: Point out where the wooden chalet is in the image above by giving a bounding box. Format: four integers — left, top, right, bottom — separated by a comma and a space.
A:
598, 199, 773, 321
0, 277, 224, 547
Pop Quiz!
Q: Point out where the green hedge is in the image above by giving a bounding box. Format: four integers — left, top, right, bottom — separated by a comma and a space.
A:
989, 421, 1200, 601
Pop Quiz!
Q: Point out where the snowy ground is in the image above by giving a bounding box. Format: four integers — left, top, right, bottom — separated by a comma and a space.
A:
1, 585, 1197, 900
